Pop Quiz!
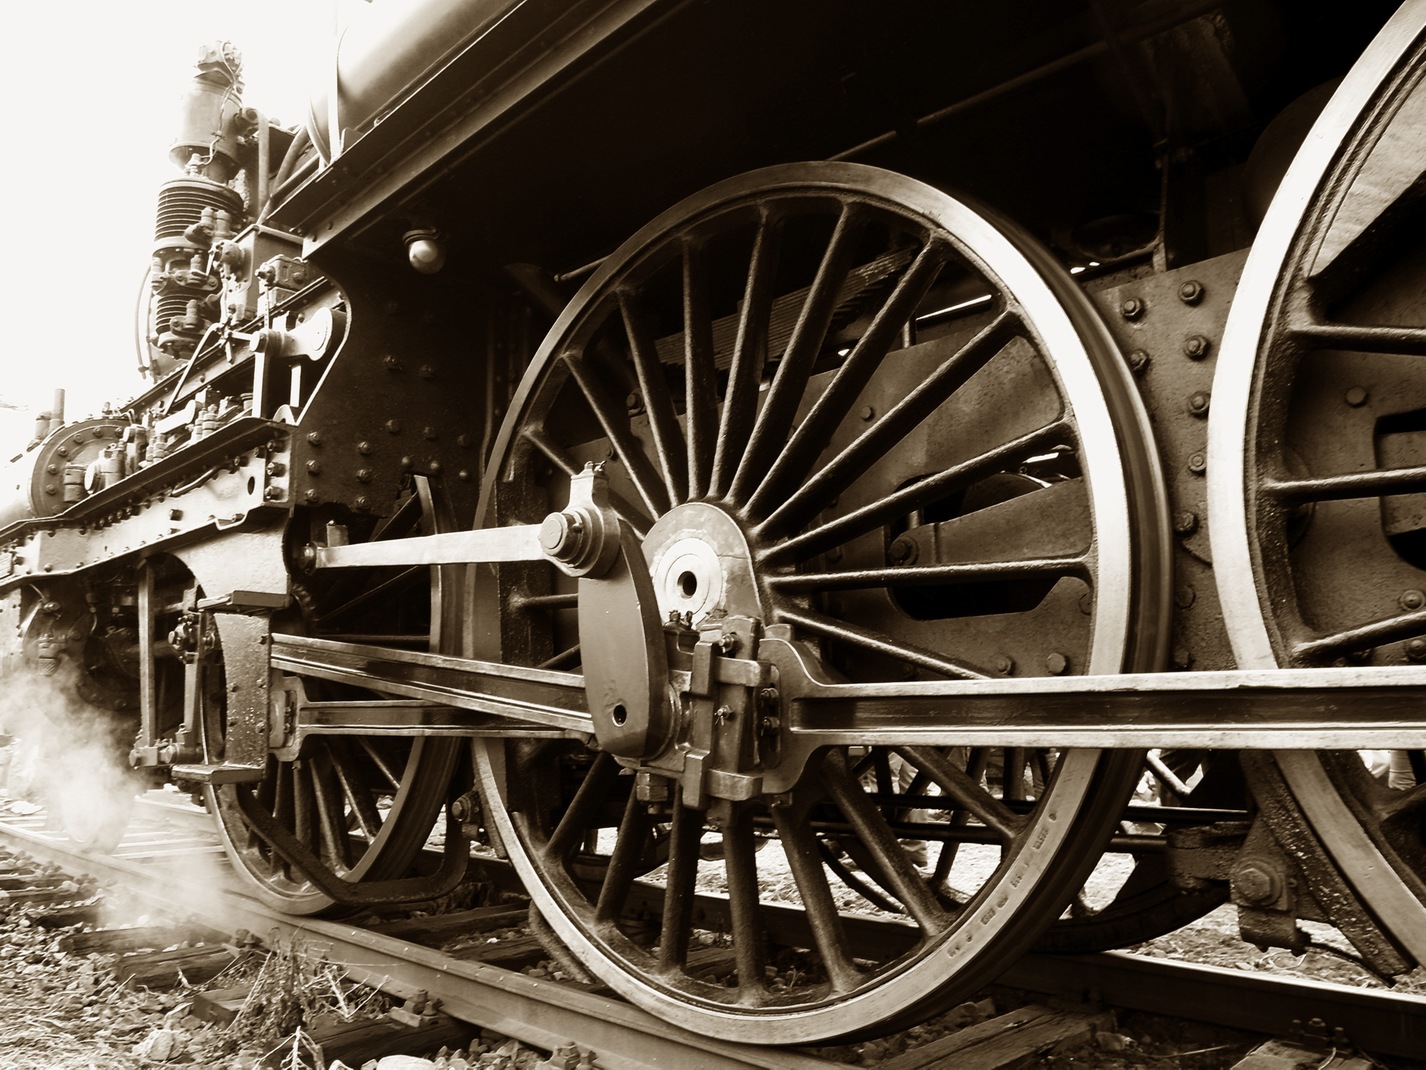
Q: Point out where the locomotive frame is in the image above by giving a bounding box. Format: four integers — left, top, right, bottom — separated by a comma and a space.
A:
3, 0, 1426, 1044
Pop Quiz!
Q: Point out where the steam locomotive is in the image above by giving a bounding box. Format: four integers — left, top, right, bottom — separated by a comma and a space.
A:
2, 0, 1424, 1044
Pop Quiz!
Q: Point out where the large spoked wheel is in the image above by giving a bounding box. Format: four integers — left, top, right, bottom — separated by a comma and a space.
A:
202, 484, 462, 914
475, 162, 1170, 1043
1209, 7, 1426, 968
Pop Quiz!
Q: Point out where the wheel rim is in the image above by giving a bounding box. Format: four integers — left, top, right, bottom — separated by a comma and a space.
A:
203, 486, 461, 914
476, 162, 1168, 1043
1208, 5, 1426, 965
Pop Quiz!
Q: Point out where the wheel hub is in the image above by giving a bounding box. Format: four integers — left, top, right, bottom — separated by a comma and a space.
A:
643, 503, 764, 625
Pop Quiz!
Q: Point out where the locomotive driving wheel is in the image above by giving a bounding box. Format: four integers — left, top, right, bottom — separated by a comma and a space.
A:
1210, 6, 1426, 968
200, 480, 462, 914
475, 162, 1172, 1043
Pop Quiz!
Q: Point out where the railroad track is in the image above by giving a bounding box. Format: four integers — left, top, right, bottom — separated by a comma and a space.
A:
1, 796, 1423, 1067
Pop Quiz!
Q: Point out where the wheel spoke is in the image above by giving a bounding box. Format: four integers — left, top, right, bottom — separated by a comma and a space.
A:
776, 606, 991, 679
1262, 465, 1426, 502
932, 748, 992, 881
355, 736, 401, 791
595, 791, 656, 923
619, 292, 689, 505
544, 752, 620, 862
1291, 607, 1426, 663
820, 751, 949, 935
563, 352, 672, 517
745, 238, 952, 523
711, 211, 783, 499
729, 205, 865, 504
768, 802, 862, 993
292, 760, 318, 862
762, 419, 1072, 566
537, 644, 582, 670
311, 749, 354, 870
329, 740, 383, 840
769, 556, 1087, 592
519, 425, 654, 535
895, 747, 1025, 841
658, 793, 702, 971
756, 308, 1016, 536
682, 240, 719, 499
1289, 322, 1426, 356
721, 803, 767, 998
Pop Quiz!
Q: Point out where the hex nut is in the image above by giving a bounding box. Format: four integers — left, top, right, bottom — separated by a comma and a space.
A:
1234, 862, 1280, 905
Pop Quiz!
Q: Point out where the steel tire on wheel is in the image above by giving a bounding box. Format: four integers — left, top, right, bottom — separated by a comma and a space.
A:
1208, 1, 1426, 968
476, 162, 1171, 1043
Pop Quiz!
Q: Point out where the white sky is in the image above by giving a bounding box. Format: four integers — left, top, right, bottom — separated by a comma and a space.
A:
0, 2, 363, 446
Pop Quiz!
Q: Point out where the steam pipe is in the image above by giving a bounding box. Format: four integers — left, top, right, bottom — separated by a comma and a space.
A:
305, 0, 513, 162
255, 110, 270, 220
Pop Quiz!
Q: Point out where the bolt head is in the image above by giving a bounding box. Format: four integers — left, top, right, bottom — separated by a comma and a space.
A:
1045, 652, 1069, 675
1173, 511, 1199, 536
1345, 386, 1369, 407
1119, 297, 1144, 320
1187, 452, 1207, 475
1234, 863, 1279, 905
1400, 589, 1425, 612
888, 536, 917, 565
1178, 280, 1204, 304
1184, 335, 1211, 360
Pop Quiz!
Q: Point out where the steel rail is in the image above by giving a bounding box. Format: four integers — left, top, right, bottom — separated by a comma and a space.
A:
0, 811, 833, 1070
3, 810, 1425, 1059
999, 951, 1426, 1061
272, 633, 1426, 747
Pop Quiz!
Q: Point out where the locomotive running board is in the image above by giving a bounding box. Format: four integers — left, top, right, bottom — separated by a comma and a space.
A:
269, 634, 1426, 748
